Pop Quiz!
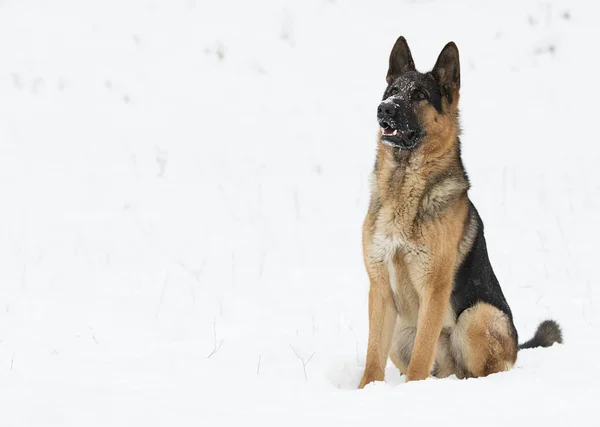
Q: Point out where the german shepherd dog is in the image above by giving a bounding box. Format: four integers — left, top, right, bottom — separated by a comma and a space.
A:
358, 36, 562, 388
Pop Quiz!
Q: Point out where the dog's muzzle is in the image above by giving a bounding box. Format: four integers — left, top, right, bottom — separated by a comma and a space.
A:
377, 100, 420, 149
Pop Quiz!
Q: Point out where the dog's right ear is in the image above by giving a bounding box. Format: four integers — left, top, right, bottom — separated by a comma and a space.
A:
386, 36, 415, 84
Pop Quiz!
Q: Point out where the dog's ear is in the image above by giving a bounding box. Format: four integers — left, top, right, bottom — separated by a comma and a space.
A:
386, 36, 415, 84
432, 41, 460, 93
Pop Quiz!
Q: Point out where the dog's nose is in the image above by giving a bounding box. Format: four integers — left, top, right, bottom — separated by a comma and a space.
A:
377, 102, 397, 119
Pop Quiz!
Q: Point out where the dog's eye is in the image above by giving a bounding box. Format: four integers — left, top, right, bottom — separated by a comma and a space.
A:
390, 87, 399, 95
413, 90, 428, 101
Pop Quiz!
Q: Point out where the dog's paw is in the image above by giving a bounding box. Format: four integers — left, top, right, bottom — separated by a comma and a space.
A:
358, 372, 384, 389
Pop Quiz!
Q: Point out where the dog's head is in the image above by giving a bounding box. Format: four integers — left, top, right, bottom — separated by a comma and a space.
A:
378, 36, 461, 150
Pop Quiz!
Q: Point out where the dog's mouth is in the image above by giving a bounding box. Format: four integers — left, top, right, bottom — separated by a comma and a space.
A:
379, 122, 421, 149
381, 126, 401, 136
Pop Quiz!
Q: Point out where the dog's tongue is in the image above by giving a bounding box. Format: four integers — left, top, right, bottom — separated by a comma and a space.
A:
382, 127, 394, 135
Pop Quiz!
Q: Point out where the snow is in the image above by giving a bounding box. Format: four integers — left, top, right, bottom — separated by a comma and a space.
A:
0, 0, 598, 425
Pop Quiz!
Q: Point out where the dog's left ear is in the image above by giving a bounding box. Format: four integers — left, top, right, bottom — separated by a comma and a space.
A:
432, 41, 460, 93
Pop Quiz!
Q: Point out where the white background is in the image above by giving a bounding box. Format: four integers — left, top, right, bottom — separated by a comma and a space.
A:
0, 0, 598, 425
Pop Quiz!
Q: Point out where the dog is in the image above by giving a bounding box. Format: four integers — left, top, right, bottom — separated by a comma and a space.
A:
358, 36, 562, 388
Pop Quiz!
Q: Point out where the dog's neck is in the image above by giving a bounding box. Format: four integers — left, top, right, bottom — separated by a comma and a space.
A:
372, 135, 469, 223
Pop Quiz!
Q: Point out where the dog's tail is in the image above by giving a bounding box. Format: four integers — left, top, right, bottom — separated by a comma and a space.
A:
518, 319, 563, 350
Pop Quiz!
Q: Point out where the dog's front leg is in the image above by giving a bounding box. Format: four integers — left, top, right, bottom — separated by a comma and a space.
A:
405, 265, 453, 382
359, 267, 396, 389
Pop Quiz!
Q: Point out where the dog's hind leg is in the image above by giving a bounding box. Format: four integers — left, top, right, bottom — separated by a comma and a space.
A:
389, 321, 415, 375
450, 302, 518, 379
430, 329, 455, 378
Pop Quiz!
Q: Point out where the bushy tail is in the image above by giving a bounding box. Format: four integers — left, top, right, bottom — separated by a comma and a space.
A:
518, 319, 563, 350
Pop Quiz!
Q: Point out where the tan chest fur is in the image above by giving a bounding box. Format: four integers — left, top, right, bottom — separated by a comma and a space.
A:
371, 215, 459, 329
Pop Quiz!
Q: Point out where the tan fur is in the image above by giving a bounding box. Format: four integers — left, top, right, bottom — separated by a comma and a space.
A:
453, 302, 518, 378
357, 267, 397, 388
359, 92, 468, 386
357, 37, 526, 388
358, 67, 521, 388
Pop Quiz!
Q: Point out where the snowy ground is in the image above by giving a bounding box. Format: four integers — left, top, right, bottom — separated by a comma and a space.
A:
0, 0, 599, 425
